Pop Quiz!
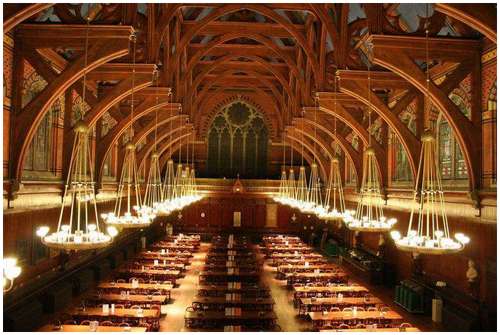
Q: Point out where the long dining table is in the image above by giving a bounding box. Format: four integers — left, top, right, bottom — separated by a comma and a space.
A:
38, 324, 148, 332
197, 284, 271, 298
297, 296, 384, 315
68, 306, 161, 330
308, 310, 404, 330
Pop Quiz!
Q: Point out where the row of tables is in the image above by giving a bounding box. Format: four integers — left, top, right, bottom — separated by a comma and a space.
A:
184, 235, 279, 331
39, 234, 201, 332
262, 234, 419, 332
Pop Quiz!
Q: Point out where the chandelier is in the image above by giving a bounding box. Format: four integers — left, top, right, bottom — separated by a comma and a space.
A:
391, 131, 469, 254
3, 258, 22, 293
390, 13, 469, 254
305, 162, 323, 215
37, 122, 118, 250
159, 158, 175, 214
273, 127, 289, 205
345, 65, 397, 232
164, 131, 202, 212
273, 166, 288, 204
142, 72, 164, 217
101, 33, 154, 228
318, 157, 353, 222
36, 19, 118, 250
317, 82, 353, 222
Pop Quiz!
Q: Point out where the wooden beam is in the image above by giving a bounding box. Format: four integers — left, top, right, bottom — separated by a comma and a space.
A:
182, 20, 306, 37
4, 3, 53, 33
435, 4, 496, 43
16, 24, 134, 48
366, 34, 481, 62
11, 38, 130, 182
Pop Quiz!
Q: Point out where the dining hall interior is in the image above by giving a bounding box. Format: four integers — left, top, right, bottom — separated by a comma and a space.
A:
2, 2, 498, 333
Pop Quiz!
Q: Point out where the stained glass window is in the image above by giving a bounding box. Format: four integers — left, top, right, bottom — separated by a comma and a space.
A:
437, 118, 468, 181
391, 133, 412, 182
345, 159, 357, 187
22, 72, 63, 177
206, 101, 268, 178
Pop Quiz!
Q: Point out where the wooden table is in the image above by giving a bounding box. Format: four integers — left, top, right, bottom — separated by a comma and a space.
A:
320, 327, 420, 332
270, 253, 324, 266
277, 264, 339, 279
293, 286, 370, 305
150, 243, 196, 251
298, 297, 383, 315
199, 270, 260, 284
203, 264, 260, 272
308, 310, 404, 330
184, 310, 278, 329
69, 307, 160, 319
38, 324, 147, 332
286, 271, 348, 286
86, 293, 169, 306
136, 253, 191, 265
130, 260, 185, 270
68, 307, 161, 330
98, 282, 173, 293
116, 268, 180, 285
197, 284, 270, 298
191, 296, 275, 311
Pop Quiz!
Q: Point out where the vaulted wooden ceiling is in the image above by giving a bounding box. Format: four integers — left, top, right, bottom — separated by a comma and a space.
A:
4, 3, 496, 191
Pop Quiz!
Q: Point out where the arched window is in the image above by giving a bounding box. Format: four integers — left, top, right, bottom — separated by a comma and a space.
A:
206, 101, 268, 178
22, 72, 63, 178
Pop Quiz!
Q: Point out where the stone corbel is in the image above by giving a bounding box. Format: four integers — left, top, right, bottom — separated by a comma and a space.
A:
468, 189, 481, 216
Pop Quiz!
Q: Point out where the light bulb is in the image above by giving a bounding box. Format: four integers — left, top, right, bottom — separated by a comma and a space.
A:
107, 226, 119, 238
390, 231, 401, 241
36, 226, 50, 237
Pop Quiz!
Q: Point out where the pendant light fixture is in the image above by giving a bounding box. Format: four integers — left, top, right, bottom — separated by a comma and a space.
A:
159, 92, 175, 214
142, 70, 163, 217
188, 132, 202, 203
274, 120, 288, 204
318, 78, 354, 222
391, 5, 470, 254
294, 110, 310, 211
345, 58, 397, 232
36, 18, 118, 250
305, 97, 323, 215
101, 33, 153, 228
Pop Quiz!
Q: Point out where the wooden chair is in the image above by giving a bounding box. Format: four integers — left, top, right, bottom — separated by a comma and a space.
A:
342, 307, 353, 312
80, 320, 92, 325
116, 279, 126, 284
399, 322, 413, 329
129, 277, 139, 283
367, 307, 378, 312
379, 306, 390, 312
355, 323, 366, 329
356, 307, 366, 312
114, 304, 125, 309
63, 320, 77, 325
329, 307, 341, 312
100, 321, 114, 326
118, 322, 130, 327
338, 324, 350, 329
130, 305, 142, 310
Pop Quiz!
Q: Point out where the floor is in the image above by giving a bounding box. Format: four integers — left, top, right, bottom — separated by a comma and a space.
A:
159, 243, 209, 332
156, 240, 439, 332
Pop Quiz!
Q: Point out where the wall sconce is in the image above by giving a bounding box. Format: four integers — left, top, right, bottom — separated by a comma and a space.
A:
201, 212, 206, 218
3, 258, 21, 293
